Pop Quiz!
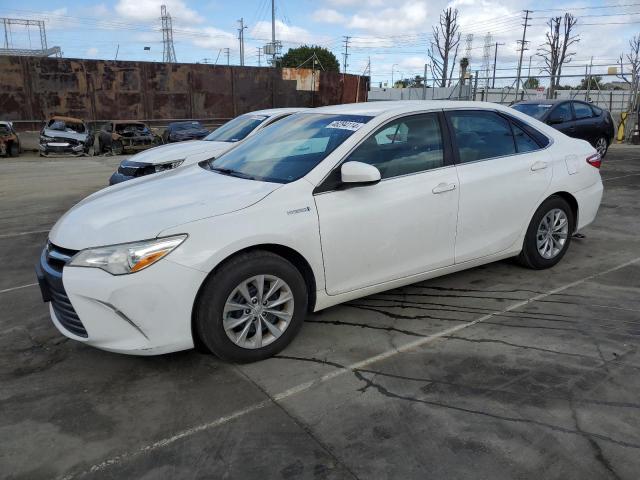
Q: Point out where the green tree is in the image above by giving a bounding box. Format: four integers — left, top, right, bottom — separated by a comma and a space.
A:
394, 76, 424, 88
523, 77, 540, 89
280, 45, 340, 72
579, 75, 603, 90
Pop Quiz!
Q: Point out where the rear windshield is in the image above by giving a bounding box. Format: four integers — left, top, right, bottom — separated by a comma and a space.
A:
511, 103, 553, 120
0, 125, 11, 135
172, 122, 204, 131
206, 113, 373, 184
204, 114, 268, 143
47, 119, 86, 133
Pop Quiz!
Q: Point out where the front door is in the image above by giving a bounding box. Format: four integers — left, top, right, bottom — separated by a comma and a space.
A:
314, 113, 459, 295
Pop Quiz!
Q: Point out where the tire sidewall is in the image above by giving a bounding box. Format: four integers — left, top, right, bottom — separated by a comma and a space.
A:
196, 252, 308, 362
522, 196, 575, 269
595, 136, 608, 157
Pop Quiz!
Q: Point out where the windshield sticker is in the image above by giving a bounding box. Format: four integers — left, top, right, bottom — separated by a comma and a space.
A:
326, 120, 365, 131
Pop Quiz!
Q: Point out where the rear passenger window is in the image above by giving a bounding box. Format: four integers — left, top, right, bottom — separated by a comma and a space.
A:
573, 102, 593, 120
347, 113, 444, 179
449, 111, 516, 163
512, 124, 540, 153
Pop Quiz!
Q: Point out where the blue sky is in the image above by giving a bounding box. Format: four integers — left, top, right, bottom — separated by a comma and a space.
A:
3, 0, 639, 87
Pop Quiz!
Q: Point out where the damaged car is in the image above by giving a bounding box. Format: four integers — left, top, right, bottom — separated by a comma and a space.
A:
0, 121, 20, 157
40, 116, 94, 157
163, 121, 210, 143
98, 121, 161, 155
108, 108, 305, 185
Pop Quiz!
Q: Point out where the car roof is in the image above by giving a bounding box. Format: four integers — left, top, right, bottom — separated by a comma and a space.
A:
244, 107, 308, 117
168, 120, 203, 126
514, 99, 567, 105
310, 100, 523, 117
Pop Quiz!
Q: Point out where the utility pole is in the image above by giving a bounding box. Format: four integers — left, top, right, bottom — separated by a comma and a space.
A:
492, 42, 504, 88
237, 18, 247, 66
224, 47, 230, 66
342, 36, 351, 78
271, 0, 276, 67
514, 9, 531, 101
257, 47, 262, 67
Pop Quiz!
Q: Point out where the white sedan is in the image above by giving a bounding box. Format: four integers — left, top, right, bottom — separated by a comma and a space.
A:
37, 101, 603, 362
108, 108, 305, 184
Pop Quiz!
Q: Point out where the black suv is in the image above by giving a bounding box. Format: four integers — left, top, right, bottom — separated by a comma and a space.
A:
512, 100, 615, 157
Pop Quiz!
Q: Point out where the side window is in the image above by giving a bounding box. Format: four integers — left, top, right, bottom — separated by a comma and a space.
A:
574, 102, 593, 120
346, 113, 444, 179
449, 111, 516, 163
592, 105, 603, 116
512, 124, 540, 153
553, 103, 573, 122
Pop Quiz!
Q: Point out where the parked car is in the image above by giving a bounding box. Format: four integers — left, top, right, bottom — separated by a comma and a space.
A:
0, 121, 20, 157
37, 101, 603, 362
98, 121, 161, 155
163, 121, 210, 143
512, 99, 615, 157
108, 108, 305, 185
39, 116, 94, 156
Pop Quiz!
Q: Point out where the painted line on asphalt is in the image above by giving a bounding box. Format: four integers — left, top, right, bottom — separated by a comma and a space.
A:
602, 173, 640, 182
0, 229, 49, 239
0, 283, 38, 295
61, 255, 640, 479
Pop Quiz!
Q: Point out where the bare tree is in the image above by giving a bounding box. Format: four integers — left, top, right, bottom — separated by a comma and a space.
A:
617, 35, 640, 111
428, 8, 461, 88
537, 13, 579, 99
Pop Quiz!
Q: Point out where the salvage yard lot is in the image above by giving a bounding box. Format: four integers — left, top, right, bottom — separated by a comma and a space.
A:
1, 148, 639, 480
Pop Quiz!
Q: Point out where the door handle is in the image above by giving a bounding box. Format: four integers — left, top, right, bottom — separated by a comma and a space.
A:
432, 182, 456, 194
531, 161, 548, 171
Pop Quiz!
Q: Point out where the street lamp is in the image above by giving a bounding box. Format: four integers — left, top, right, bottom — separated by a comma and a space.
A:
391, 64, 399, 88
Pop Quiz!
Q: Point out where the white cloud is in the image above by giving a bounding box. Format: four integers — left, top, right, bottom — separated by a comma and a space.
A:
85, 47, 99, 57
347, 1, 430, 36
312, 9, 346, 24
115, 0, 203, 24
251, 20, 324, 45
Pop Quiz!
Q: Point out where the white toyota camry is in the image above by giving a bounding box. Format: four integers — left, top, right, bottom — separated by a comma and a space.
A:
36, 101, 603, 362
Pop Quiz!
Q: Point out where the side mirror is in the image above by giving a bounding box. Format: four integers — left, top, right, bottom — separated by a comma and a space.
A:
341, 161, 381, 186
548, 113, 565, 125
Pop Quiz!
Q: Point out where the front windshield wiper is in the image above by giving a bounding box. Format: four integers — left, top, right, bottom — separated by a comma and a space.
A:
210, 166, 256, 180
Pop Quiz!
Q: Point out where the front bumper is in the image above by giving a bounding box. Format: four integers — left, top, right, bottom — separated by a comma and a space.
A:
37, 243, 208, 355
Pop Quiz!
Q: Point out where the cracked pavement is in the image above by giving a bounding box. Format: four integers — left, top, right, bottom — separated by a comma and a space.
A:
1, 147, 639, 479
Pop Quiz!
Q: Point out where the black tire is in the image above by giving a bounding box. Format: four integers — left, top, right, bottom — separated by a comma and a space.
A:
194, 251, 308, 363
8, 142, 19, 157
518, 195, 575, 270
111, 140, 124, 155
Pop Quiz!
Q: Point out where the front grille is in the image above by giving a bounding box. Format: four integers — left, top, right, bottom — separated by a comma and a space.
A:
40, 243, 87, 337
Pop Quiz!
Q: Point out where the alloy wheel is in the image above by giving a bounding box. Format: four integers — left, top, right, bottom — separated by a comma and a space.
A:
222, 275, 294, 349
595, 137, 607, 156
536, 208, 569, 259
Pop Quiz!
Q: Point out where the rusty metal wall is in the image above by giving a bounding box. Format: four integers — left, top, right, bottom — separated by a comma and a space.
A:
0, 56, 369, 130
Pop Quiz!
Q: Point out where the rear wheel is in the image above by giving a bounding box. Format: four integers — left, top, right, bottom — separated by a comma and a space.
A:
594, 136, 608, 157
8, 142, 19, 157
518, 195, 574, 269
194, 251, 308, 362
111, 140, 123, 155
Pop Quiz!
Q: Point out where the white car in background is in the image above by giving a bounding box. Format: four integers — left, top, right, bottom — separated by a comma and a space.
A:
108, 108, 305, 184
38, 101, 603, 362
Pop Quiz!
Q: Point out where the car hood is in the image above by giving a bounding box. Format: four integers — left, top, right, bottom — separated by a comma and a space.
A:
49, 163, 281, 250
126, 140, 231, 165
43, 128, 90, 143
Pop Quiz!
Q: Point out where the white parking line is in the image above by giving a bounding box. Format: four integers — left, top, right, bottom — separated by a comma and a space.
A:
0, 283, 38, 295
60, 255, 640, 479
602, 173, 640, 182
0, 229, 49, 239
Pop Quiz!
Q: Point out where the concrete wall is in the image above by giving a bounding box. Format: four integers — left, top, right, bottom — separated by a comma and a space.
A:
0, 56, 368, 131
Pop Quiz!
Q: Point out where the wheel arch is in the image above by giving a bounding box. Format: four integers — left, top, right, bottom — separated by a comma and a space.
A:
550, 191, 579, 232
190, 243, 318, 352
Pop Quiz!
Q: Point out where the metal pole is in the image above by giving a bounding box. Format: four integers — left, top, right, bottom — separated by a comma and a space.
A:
492, 42, 503, 88
271, 0, 276, 67
514, 10, 531, 102
423, 63, 428, 100
473, 70, 479, 100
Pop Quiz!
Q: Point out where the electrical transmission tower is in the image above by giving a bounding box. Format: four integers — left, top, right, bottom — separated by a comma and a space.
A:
161, 4, 177, 63
464, 33, 474, 66
481, 33, 493, 87
0, 17, 61, 57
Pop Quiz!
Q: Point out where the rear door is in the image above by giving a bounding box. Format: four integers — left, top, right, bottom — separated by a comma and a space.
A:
446, 109, 553, 263
572, 101, 598, 144
548, 102, 576, 137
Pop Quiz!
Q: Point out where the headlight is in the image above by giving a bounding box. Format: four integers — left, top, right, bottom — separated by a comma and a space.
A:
154, 159, 184, 172
68, 235, 187, 275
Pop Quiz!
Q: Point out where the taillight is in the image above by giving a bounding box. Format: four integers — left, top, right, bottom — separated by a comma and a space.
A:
586, 153, 601, 169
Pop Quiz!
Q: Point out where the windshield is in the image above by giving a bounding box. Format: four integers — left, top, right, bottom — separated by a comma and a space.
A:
47, 119, 86, 133
511, 103, 553, 120
207, 113, 373, 183
204, 114, 268, 143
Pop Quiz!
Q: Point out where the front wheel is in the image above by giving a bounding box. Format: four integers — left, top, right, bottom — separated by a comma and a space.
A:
594, 136, 608, 157
518, 196, 574, 269
194, 251, 308, 362
111, 140, 124, 155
